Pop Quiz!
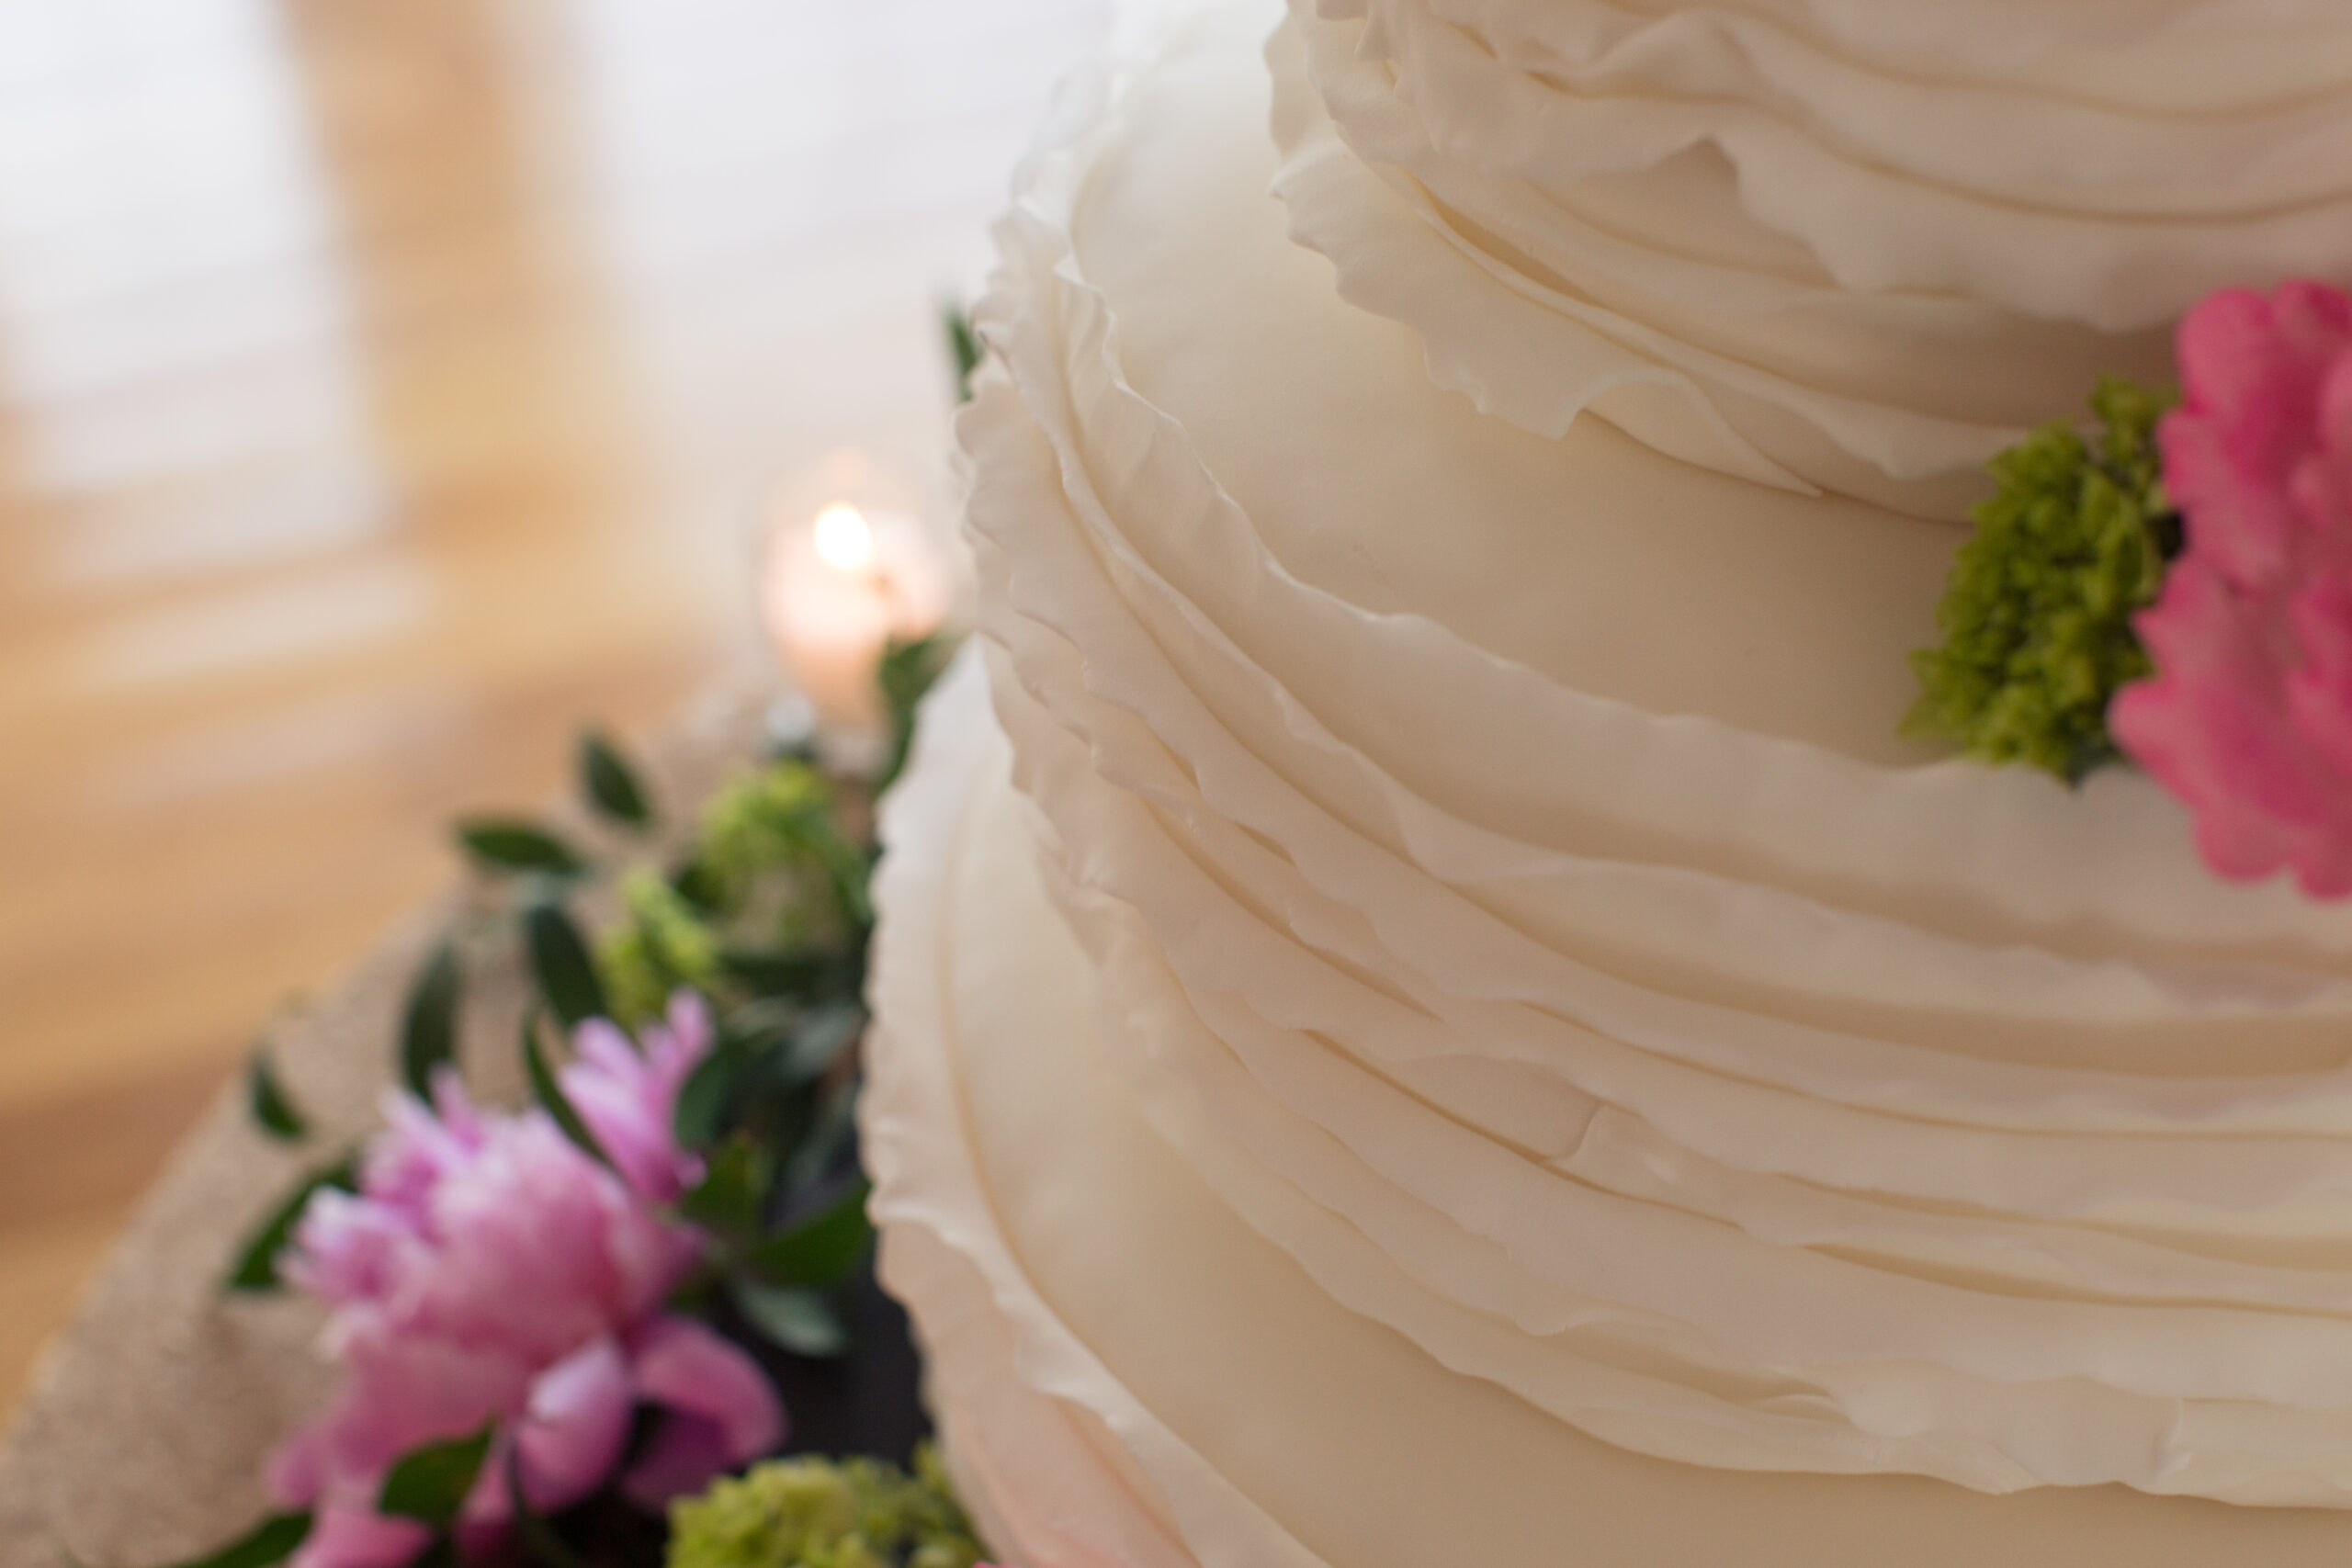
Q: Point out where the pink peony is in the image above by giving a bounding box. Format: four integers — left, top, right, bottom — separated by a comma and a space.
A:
2111, 280, 2352, 896
268, 996, 782, 1568
563, 992, 714, 1205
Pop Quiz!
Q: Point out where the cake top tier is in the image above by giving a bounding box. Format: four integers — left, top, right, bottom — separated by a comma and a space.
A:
1414, 0, 2352, 112
1279, 0, 2352, 512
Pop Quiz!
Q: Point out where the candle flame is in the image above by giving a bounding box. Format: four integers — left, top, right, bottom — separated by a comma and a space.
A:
813, 502, 876, 574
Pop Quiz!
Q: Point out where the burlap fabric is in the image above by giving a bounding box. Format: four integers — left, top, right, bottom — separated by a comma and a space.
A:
0, 683, 772, 1568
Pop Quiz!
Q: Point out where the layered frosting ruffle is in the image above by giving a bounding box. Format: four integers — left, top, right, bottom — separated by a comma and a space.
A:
1272, 0, 2352, 513
868, 653, 2352, 1566
865, 0, 2352, 1552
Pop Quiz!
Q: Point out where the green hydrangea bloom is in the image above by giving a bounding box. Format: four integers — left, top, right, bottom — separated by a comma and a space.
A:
598, 867, 723, 1027
666, 1447, 988, 1568
701, 761, 834, 881
698, 761, 872, 934
1906, 376, 2179, 783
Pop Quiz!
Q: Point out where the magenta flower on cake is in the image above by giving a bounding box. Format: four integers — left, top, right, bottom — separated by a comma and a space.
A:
2111, 280, 2352, 896
267, 994, 783, 1568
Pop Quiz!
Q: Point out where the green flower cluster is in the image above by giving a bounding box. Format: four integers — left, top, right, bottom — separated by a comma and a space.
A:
667, 1447, 988, 1568
595, 758, 874, 1026
1906, 376, 2180, 783
599, 867, 724, 1026
698, 760, 873, 936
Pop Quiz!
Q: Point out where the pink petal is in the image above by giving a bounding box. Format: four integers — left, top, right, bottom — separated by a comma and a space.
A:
512, 1337, 636, 1512
2176, 289, 2289, 419
2316, 352, 2352, 477
426, 1067, 485, 1144
628, 1316, 784, 1463
277, 1343, 518, 1505
266, 1427, 327, 1509
2276, 279, 2352, 357
662, 990, 714, 1063
285, 1191, 418, 1309
288, 1505, 434, 1568
2135, 280, 2352, 896
2166, 285, 2352, 584
565, 1021, 688, 1204
569, 1019, 640, 1082
2117, 571, 2307, 882
2287, 573, 2352, 781
408, 1118, 697, 1359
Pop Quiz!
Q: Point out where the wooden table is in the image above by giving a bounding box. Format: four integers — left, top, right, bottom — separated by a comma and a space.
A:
0, 0, 1107, 1419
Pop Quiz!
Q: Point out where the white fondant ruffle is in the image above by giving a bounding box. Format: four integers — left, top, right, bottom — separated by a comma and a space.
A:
867, 660, 2352, 1557
1272, 0, 2352, 505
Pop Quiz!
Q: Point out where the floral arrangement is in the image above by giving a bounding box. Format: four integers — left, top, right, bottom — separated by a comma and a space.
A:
1913, 279, 2352, 897
132, 314, 992, 1568
263, 996, 781, 1568
173, 639, 966, 1568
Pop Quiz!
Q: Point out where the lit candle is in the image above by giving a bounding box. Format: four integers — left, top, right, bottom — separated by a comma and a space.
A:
761, 497, 953, 770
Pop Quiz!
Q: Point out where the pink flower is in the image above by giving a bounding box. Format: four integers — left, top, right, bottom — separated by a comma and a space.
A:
2111, 280, 2352, 896
563, 991, 712, 1204
269, 997, 781, 1568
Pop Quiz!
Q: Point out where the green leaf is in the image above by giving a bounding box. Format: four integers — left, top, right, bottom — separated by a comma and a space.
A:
783, 1004, 865, 1084
139, 1510, 312, 1568
943, 302, 983, 404
519, 1009, 613, 1168
680, 1133, 771, 1239
245, 1047, 308, 1142
379, 1425, 495, 1529
673, 998, 862, 1154
745, 1179, 872, 1288
717, 945, 858, 1005
730, 1280, 848, 1358
525, 897, 608, 1031
877, 633, 957, 794
669, 853, 729, 916
673, 1043, 748, 1155
716, 996, 801, 1055
783, 1078, 861, 1198
226, 1156, 358, 1292
504, 1446, 590, 1568
815, 831, 875, 934
578, 729, 652, 829
399, 938, 463, 1100
455, 819, 588, 876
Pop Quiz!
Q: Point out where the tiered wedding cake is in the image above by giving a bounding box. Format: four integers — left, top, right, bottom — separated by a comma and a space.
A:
862, 1, 2352, 1562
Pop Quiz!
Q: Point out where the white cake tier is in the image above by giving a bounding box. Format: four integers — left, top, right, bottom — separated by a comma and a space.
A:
865, 0, 2352, 1549
865, 654, 2352, 1564
1274, 0, 2352, 516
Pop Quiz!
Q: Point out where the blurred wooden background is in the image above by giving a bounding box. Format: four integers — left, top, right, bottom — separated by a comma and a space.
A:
0, 0, 1106, 1416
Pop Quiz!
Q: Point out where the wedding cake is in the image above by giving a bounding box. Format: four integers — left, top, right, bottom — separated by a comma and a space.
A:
861, 1, 2352, 1562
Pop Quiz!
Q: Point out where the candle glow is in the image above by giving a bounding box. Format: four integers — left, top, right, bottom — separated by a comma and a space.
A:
761, 489, 953, 772
812, 502, 877, 574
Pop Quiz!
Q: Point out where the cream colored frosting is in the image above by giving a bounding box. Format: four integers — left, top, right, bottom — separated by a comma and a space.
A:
864, 0, 2352, 1554
866, 653, 2352, 1565
1273, 0, 2352, 515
